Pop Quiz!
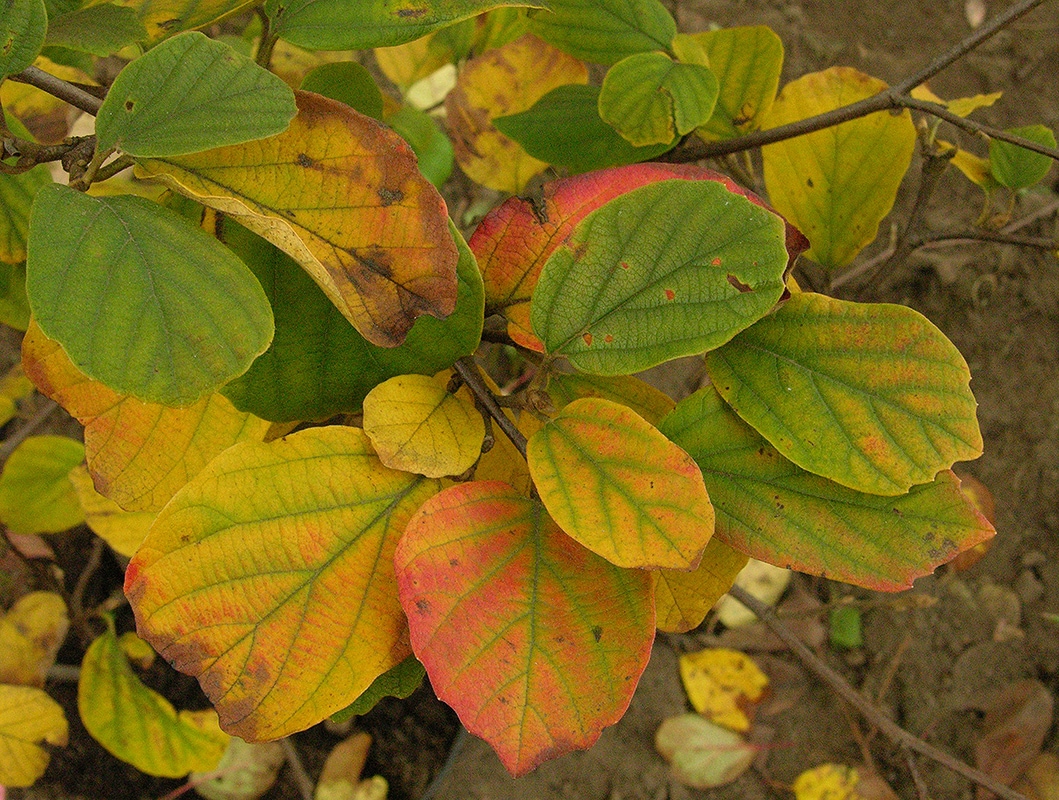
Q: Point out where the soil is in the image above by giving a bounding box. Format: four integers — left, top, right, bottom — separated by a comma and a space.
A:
5, 1, 1059, 799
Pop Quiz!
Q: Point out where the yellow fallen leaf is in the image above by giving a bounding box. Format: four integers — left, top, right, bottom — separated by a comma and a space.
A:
678, 647, 769, 732
714, 559, 791, 628
0, 683, 68, 787
0, 592, 68, 687
793, 763, 898, 800
70, 465, 156, 557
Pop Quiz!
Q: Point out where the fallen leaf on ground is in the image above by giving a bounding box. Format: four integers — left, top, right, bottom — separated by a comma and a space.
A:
974, 680, 1054, 799
315, 732, 371, 800
714, 559, 791, 628
794, 763, 898, 800
655, 713, 756, 789
0, 591, 68, 687
679, 648, 769, 732
1013, 752, 1059, 800
191, 738, 285, 800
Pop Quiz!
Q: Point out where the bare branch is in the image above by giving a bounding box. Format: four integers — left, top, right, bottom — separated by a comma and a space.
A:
9, 66, 103, 115
453, 358, 528, 459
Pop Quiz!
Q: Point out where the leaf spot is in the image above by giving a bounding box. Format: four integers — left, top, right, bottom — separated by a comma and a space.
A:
620, 261, 630, 270
416, 599, 431, 615
592, 625, 603, 643
124, 100, 135, 112
296, 153, 314, 168
664, 289, 675, 301
711, 257, 722, 267
807, 177, 815, 188
377, 187, 404, 206
604, 334, 614, 343
727, 274, 753, 293
396, 6, 429, 16
582, 332, 593, 346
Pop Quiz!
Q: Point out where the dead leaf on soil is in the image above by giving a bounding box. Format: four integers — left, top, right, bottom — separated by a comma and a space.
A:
1013, 752, 1059, 800
655, 713, 757, 789
974, 680, 1055, 800
678, 647, 770, 732
793, 763, 899, 800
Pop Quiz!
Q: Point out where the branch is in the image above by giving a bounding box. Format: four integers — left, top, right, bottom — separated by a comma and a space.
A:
915, 230, 1056, 250
453, 358, 528, 459
726, 584, 1029, 800
9, 66, 103, 115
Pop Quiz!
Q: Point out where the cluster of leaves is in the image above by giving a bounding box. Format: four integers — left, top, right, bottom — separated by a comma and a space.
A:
0, 0, 1053, 786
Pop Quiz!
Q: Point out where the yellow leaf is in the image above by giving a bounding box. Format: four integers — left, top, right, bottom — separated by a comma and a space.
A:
678, 648, 769, 732
269, 41, 360, 89
910, 85, 1002, 117
714, 559, 792, 629
656, 539, 748, 634
0, 683, 68, 787
92, 0, 255, 42
0, 57, 94, 143
794, 764, 876, 800
762, 67, 916, 268
446, 33, 587, 192
70, 465, 155, 557
939, 139, 999, 189
0, 363, 34, 427
0, 592, 68, 687
22, 321, 271, 512
118, 632, 156, 669
78, 625, 229, 777
363, 374, 485, 478
137, 90, 458, 348
375, 33, 451, 89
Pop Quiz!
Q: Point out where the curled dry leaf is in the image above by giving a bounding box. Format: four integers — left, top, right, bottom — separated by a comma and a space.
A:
655, 713, 756, 789
974, 680, 1055, 800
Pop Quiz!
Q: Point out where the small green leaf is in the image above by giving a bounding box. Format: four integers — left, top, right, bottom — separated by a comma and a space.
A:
266, 0, 544, 50
221, 219, 481, 422
0, 0, 47, 78
301, 61, 383, 120
0, 435, 84, 534
330, 656, 426, 722
599, 52, 718, 146
0, 165, 51, 264
829, 605, 862, 649
27, 184, 274, 406
495, 83, 672, 172
0, 261, 30, 329
705, 293, 982, 496
44, 3, 147, 55
989, 124, 1057, 190
531, 179, 788, 376
387, 104, 455, 188
95, 31, 296, 157
528, 0, 675, 65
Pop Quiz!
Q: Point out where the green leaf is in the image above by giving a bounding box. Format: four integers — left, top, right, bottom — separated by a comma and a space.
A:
95, 31, 296, 157
531, 179, 788, 376
266, 0, 544, 50
0, 165, 51, 264
386, 104, 454, 188
122, 0, 256, 42
528, 0, 675, 65
0, 261, 30, 329
78, 624, 229, 777
527, 397, 714, 569
221, 219, 482, 422
0, 435, 84, 534
829, 606, 862, 649
705, 293, 983, 496
301, 61, 383, 120
692, 26, 784, 140
44, 3, 147, 55
494, 83, 672, 172
659, 385, 996, 591
989, 124, 1057, 190
0, 0, 47, 78
330, 656, 426, 722
598, 51, 718, 146
27, 184, 274, 406
761, 67, 916, 269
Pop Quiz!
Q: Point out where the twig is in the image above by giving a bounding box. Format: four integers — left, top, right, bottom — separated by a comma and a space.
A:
905, 748, 935, 800
915, 230, 1056, 250
69, 538, 106, 640
0, 399, 59, 462
1003, 197, 1059, 233
280, 738, 314, 800
726, 584, 1029, 800
453, 358, 527, 459
900, 96, 1059, 159
9, 66, 103, 115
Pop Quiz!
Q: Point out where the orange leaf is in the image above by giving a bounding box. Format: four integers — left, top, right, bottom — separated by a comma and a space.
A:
22, 322, 270, 511
136, 91, 458, 348
395, 480, 655, 776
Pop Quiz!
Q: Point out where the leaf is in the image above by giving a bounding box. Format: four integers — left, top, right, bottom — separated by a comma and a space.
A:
945, 142, 999, 190
137, 90, 458, 349
95, 32, 295, 157
705, 293, 983, 496
0, 435, 84, 534
0, 684, 68, 787
22, 321, 272, 512
470, 162, 805, 350
0, 55, 91, 140
374, 33, 453, 90
0, 165, 51, 264
0, 362, 34, 427
655, 714, 755, 789
125, 426, 439, 740
761, 67, 916, 268
363, 374, 484, 478
265, 0, 541, 50
1014, 753, 1059, 800
527, 397, 713, 569
692, 26, 784, 140
679, 647, 769, 732
0, 0, 47, 78
975, 681, 1055, 797
69, 465, 155, 557
395, 480, 654, 776
0, 591, 68, 687
528, 0, 676, 65
909, 84, 1001, 118
793, 764, 867, 800
989, 124, 1057, 190
315, 732, 372, 800
659, 385, 996, 591
79, 624, 230, 777
446, 33, 588, 193
655, 537, 748, 633
494, 83, 672, 172
115, 0, 254, 41
0, 261, 30, 329
714, 559, 791, 628
219, 219, 481, 423
330, 655, 425, 723
531, 179, 789, 375
27, 185, 274, 406
386, 104, 454, 188
546, 372, 674, 425
598, 52, 717, 147
190, 738, 285, 800
829, 605, 863, 649
44, 3, 147, 55
301, 62, 383, 120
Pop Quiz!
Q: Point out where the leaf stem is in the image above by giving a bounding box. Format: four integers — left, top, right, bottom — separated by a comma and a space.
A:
255, 7, 279, 71
726, 583, 1030, 800
279, 738, 314, 800
10, 65, 103, 115
453, 358, 528, 459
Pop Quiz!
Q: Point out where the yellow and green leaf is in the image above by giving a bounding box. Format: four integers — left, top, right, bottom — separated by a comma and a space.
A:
125, 426, 439, 740
693, 26, 783, 140
546, 372, 675, 425
527, 397, 713, 569
96, 0, 256, 41
0, 684, 68, 787
0, 435, 85, 534
0, 362, 35, 427
0, 165, 52, 265
395, 480, 655, 776
330, 655, 425, 723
